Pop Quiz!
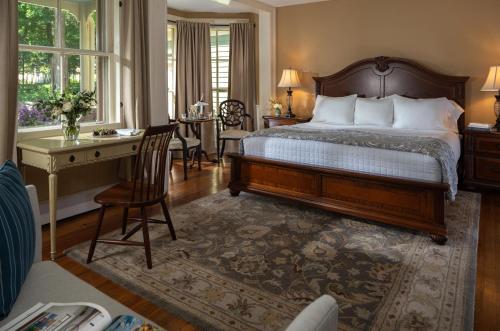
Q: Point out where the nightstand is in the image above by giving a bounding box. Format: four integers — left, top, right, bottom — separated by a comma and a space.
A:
262, 116, 310, 128
464, 129, 500, 190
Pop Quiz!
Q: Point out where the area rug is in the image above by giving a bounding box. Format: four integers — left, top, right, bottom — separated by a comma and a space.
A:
66, 190, 480, 331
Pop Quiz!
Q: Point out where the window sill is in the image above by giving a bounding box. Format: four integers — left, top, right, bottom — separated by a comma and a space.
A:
17, 122, 123, 142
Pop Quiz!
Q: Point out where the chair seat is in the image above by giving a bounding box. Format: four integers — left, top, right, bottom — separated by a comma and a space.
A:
220, 129, 251, 140
169, 137, 200, 150
95, 182, 163, 207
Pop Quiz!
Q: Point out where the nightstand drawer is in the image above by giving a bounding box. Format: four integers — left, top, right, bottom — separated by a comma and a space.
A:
268, 118, 300, 128
476, 137, 500, 155
475, 157, 500, 183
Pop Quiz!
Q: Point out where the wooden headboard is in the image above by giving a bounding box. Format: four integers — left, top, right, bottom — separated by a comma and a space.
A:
313, 56, 469, 133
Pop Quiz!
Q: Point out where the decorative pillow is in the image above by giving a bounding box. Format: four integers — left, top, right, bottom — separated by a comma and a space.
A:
0, 161, 35, 319
354, 98, 394, 126
311, 94, 357, 124
392, 95, 454, 131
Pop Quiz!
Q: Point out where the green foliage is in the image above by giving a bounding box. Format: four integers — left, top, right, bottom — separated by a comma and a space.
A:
17, 2, 83, 103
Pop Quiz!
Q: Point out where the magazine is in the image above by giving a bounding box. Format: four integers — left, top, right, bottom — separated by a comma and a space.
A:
0, 302, 162, 331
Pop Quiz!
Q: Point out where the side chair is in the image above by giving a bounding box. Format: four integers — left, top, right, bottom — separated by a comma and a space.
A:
168, 119, 201, 180
216, 99, 252, 163
87, 124, 178, 269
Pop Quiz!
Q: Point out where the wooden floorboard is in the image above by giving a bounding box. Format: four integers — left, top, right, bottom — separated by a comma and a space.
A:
41, 159, 499, 330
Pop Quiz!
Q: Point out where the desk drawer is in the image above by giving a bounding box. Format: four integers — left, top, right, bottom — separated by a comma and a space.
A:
475, 157, 500, 183
476, 137, 500, 155
58, 151, 86, 167
86, 143, 139, 161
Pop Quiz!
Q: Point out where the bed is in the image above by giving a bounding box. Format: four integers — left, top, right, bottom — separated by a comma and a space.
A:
228, 56, 469, 243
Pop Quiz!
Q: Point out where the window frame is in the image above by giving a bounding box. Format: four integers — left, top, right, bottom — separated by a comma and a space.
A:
167, 22, 177, 119
17, 0, 121, 135
210, 25, 230, 115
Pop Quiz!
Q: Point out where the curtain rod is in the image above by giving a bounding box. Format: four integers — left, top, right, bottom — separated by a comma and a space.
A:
167, 19, 255, 28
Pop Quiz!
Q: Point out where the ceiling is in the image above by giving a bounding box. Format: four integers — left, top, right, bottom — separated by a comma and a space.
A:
167, 0, 329, 13
167, 0, 251, 13
258, 0, 328, 6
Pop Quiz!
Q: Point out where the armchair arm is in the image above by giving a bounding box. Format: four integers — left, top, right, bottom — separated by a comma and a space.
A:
286, 295, 338, 331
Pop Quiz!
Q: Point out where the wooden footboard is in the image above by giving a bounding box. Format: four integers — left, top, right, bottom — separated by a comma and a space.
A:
228, 153, 449, 243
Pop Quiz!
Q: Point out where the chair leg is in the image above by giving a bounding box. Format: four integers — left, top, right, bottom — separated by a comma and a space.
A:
217, 138, 220, 164
220, 140, 226, 160
160, 199, 177, 240
140, 207, 153, 269
121, 208, 129, 235
169, 151, 174, 171
197, 145, 202, 170
182, 148, 188, 180
87, 206, 106, 264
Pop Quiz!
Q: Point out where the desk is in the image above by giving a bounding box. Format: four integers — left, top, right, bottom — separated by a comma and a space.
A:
17, 133, 143, 260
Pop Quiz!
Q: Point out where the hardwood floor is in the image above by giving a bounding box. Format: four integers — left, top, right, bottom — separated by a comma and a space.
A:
42, 160, 499, 331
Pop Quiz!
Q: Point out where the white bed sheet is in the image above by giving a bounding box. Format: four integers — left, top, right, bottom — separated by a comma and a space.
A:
243, 122, 461, 187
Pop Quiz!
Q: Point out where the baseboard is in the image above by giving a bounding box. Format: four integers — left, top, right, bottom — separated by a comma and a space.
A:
39, 184, 117, 225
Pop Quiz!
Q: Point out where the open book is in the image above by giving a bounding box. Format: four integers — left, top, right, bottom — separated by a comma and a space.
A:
1, 302, 162, 331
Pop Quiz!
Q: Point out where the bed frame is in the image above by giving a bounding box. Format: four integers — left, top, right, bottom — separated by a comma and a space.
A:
228, 56, 469, 244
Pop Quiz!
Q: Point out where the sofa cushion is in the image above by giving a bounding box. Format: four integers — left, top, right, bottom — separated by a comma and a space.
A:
0, 161, 36, 320
0, 261, 146, 327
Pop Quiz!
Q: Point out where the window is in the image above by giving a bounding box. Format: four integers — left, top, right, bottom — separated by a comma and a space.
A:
210, 26, 230, 113
17, 0, 118, 129
167, 23, 176, 118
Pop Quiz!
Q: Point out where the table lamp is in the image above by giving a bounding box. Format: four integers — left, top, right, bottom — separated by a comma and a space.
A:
278, 68, 301, 118
481, 65, 500, 130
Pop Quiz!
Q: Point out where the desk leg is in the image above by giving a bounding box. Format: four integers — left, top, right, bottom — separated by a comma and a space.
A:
48, 173, 58, 260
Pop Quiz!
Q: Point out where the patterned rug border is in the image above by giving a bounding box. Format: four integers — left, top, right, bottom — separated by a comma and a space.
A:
69, 255, 228, 331
462, 193, 481, 331
65, 190, 482, 331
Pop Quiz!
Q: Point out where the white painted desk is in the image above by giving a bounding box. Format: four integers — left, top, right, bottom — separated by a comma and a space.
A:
17, 133, 143, 260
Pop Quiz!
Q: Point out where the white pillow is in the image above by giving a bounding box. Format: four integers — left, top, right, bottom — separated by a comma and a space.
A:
311, 94, 357, 124
354, 98, 394, 127
392, 95, 460, 132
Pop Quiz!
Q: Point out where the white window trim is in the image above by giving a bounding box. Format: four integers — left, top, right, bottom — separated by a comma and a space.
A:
17, 0, 121, 137
211, 26, 230, 113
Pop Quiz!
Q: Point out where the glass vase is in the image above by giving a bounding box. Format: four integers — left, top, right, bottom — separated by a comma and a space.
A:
274, 106, 282, 117
61, 115, 81, 141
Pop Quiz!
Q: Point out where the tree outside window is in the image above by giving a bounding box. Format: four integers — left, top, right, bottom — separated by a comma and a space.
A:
17, 0, 113, 129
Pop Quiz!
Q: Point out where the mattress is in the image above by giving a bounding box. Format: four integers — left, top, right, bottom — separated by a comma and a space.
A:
243, 122, 461, 185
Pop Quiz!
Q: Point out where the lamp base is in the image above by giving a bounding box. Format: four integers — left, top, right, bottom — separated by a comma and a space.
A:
285, 88, 295, 118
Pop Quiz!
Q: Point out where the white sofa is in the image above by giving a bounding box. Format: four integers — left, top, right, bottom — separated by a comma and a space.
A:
0, 185, 145, 328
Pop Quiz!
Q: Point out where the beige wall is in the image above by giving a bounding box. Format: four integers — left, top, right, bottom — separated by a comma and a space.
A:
276, 0, 500, 123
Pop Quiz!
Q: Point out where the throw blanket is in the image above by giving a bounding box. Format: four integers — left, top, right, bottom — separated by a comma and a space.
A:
241, 126, 458, 199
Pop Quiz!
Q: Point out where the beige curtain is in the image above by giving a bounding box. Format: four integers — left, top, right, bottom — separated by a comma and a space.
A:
229, 23, 257, 131
120, 0, 150, 129
0, 0, 18, 163
176, 21, 214, 154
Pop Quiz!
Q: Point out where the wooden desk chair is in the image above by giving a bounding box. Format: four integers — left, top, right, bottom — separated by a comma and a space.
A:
87, 124, 177, 269
168, 119, 201, 180
216, 99, 252, 163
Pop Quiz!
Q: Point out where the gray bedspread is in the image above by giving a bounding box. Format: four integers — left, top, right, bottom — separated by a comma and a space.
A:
241, 126, 458, 199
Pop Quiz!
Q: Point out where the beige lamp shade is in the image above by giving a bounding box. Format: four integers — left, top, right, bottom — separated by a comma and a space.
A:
278, 69, 301, 88
481, 66, 500, 92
